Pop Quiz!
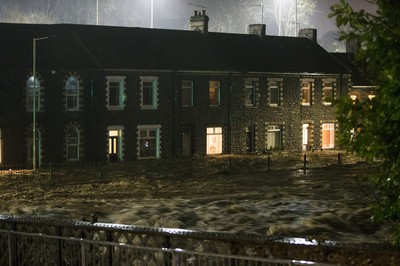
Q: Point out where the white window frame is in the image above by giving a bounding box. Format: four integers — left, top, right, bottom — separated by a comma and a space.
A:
245, 79, 257, 107
206, 127, 223, 155
140, 76, 158, 110
301, 80, 313, 106
137, 125, 161, 159
322, 79, 335, 105
66, 76, 79, 111
209, 81, 220, 107
26, 76, 41, 112
266, 125, 282, 150
268, 78, 282, 107
66, 126, 80, 161
106, 76, 126, 110
322, 123, 335, 149
181, 80, 193, 107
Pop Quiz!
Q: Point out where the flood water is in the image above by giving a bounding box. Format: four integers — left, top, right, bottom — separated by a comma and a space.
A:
2, 161, 386, 243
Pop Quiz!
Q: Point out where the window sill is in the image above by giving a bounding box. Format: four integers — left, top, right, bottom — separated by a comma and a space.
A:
323, 102, 332, 106
301, 103, 311, 106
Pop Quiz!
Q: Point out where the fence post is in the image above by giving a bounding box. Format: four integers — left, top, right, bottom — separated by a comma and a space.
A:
55, 226, 62, 266
106, 231, 113, 265
303, 154, 307, 175
81, 240, 86, 266
338, 152, 341, 165
267, 155, 271, 172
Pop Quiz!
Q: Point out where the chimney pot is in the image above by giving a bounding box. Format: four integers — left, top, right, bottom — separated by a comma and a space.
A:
298, 28, 317, 43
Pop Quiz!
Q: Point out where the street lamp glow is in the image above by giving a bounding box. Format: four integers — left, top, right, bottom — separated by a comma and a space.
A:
32, 36, 49, 170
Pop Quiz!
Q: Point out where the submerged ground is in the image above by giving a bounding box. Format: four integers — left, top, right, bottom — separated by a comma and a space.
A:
0, 152, 388, 244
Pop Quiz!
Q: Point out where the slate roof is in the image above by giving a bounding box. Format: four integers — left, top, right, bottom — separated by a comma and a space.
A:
0, 23, 351, 74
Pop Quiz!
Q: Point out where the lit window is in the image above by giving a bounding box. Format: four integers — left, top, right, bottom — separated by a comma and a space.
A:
206, 127, 222, 154
66, 76, 79, 111
268, 80, 282, 106
66, 126, 80, 161
26, 76, 40, 112
350, 94, 358, 101
302, 81, 312, 105
209, 81, 220, 106
266, 125, 282, 150
181, 80, 193, 107
245, 79, 257, 106
138, 125, 160, 158
322, 123, 335, 149
140, 76, 158, 109
323, 80, 334, 105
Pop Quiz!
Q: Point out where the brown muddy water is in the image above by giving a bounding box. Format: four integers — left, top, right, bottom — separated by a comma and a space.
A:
0, 161, 387, 243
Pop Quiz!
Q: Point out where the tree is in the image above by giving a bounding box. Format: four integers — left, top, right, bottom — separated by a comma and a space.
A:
330, 0, 400, 245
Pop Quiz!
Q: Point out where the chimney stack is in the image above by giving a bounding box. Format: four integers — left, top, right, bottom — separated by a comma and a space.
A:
190, 9, 209, 33
248, 24, 266, 37
298, 28, 317, 43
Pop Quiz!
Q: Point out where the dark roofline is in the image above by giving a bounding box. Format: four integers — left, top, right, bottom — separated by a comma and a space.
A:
0, 23, 351, 75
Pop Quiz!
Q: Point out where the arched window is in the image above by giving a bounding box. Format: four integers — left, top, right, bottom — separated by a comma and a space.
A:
26, 76, 40, 111
66, 126, 80, 160
66, 76, 79, 111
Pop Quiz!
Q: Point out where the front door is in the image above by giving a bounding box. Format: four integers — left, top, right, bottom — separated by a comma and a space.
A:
108, 130, 119, 162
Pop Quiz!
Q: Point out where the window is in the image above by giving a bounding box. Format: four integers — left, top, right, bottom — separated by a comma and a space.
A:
66, 76, 79, 111
206, 127, 222, 154
323, 79, 334, 105
140, 76, 158, 109
107, 76, 126, 110
266, 125, 282, 150
138, 125, 160, 158
301, 80, 312, 105
181, 80, 193, 107
209, 81, 220, 106
268, 79, 282, 106
66, 126, 80, 161
26, 76, 40, 111
245, 79, 257, 106
322, 123, 335, 149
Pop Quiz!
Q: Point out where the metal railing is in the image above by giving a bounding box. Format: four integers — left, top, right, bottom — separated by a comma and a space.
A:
0, 228, 330, 266
0, 152, 360, 186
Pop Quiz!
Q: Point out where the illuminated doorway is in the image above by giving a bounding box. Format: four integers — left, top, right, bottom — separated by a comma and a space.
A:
108, 126, 123, 162
302, 123, 309, 151
322, 123, 335, 149
206, 127, 222, 155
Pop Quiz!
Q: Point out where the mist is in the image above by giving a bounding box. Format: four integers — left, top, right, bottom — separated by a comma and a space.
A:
0, 0, 376, 51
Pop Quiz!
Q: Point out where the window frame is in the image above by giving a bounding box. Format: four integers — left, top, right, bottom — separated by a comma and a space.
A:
244, 79, 257, 107
137, 125, 161, 159
321, 123, 335, 149
209, 81, 220, 107
266, 124, 282, 150
66, 126, 80, 161
322, 79, 335, 105
301, 80, 313, 106
268, 79, 282, 106
66, 76, 80, 111
206, 127, 223, 155
140, 76, 159, 110
26, 76, 41, 112
106, 76, 126, 110
181, 80, 193, 107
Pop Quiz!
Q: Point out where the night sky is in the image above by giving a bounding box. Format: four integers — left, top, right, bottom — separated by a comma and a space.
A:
0, 0, 377, 37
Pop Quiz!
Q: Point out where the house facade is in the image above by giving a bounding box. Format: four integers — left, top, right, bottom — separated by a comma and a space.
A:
0, 16, 351, 166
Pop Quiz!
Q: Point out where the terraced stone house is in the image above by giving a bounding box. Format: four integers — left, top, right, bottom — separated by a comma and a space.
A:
0, 11, 352, 166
